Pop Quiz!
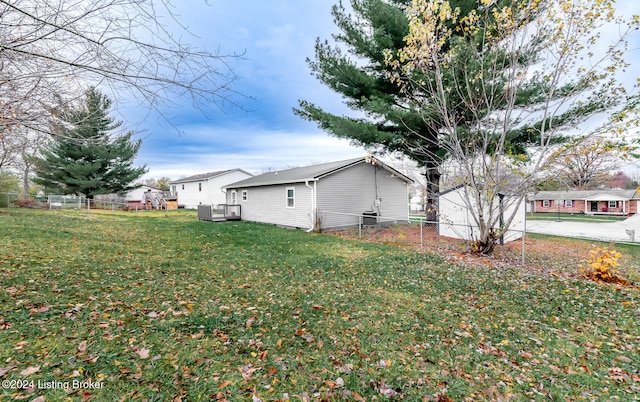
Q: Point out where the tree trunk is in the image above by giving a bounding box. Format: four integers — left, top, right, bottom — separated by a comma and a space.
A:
472, 229, 498, 255
424, 163, 440, 224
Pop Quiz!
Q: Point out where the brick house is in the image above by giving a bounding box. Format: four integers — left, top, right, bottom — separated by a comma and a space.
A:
532, 189, 639, 215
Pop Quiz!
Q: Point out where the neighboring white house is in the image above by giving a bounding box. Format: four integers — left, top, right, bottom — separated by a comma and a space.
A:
170, 169, 253, 209
124, 185, 160, 203
223, 157, 413, 231
438, 185, 526, 243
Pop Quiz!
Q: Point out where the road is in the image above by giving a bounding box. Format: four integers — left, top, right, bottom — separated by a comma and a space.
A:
526, 214, 640, 243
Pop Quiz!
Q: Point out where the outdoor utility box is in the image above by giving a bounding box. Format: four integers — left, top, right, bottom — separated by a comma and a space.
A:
165, 197, 179, 210
198, 205, 212, 221
363, 211, 378, 226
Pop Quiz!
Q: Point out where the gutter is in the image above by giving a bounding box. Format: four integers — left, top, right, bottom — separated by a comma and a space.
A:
305, 179, 317, 232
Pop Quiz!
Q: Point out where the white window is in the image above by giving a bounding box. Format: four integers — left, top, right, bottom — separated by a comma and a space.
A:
542, 200, 551, 208
198, 183, 202, 192
231, 190, 237, 204
286, 187, 295, 208
181, 184, 184, 190
564, 200, 573, 207
241, 190, 248, 202
608, 200, 617, 208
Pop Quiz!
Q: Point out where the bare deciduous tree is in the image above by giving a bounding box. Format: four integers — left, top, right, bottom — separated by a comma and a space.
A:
387, 0, 640, 254
0, 0, 245, 136
553, 136, 639, 189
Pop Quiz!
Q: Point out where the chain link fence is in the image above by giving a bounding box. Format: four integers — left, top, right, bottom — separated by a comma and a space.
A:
319, 210, 527, 264
0, 193, 19, 207
0, 193, 179, 216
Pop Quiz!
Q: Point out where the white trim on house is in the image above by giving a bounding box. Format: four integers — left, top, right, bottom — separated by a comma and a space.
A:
286, 187, 295, 208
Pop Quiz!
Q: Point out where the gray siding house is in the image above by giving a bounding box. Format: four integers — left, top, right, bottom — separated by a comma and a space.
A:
223, 157, 413, 231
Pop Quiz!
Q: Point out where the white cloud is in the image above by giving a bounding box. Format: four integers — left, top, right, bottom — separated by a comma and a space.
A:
140, 127, 366, 179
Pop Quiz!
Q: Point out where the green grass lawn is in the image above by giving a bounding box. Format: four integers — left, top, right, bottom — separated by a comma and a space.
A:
1, 209, 638, 401
526, 213, 628, 223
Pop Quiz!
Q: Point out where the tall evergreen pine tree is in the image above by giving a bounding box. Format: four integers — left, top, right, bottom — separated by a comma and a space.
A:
295, 0, 560, 216
32, 88, 147, 198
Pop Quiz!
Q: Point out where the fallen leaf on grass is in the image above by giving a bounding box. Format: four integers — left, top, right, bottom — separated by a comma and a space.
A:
246, 315, 256, 329
379, 383, 399, 398
0, 366, 16, 377
519, 351, 533, 359
30, 305, 52, 315
259, 350, 268, 361
14, 341, 28, 349
615, 355, 633, 363
378, 359, 392, 367
78, 341, 88, 353
218, 380, 232, 389
239, 363, 260, 381
20, 366, 40, 376
609, 367, 629, 381
338, 364, 354, 373
324, 380, 338, 389
352, 392, 366, 402
136, 348, 150, 359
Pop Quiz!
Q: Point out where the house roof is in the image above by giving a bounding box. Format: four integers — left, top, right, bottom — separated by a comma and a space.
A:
532, 189, 639, 201
224, 157, 413, 189
170, 169, 252, 184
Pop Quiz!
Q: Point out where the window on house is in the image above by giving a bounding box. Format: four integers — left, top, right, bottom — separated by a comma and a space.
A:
241, 190, 248, 202
542, 200, 551, 208
286, 187, 295, 208
564, 200, 573, 207
198, 183, 202, 192
608, 200, 617, 208
181, 184, 184, 190
231, 190, 237, 204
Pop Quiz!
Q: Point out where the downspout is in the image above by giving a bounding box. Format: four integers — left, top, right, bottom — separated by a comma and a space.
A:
305, 179, 316, 232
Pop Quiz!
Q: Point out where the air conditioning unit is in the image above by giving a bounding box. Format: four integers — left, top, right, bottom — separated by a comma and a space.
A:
197, 205, 212, 221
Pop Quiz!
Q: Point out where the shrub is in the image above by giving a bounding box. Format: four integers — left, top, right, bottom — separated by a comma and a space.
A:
581, 246, 629, 285
15, 197, 46, 209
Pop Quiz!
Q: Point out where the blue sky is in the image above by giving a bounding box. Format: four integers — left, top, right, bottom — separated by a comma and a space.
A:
120, 0, 640, 180
124, 1, 366, 180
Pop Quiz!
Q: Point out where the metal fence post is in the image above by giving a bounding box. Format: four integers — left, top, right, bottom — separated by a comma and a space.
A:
358, 214, 362, 238
420, 218, 423, 247
521, 230, 525, 266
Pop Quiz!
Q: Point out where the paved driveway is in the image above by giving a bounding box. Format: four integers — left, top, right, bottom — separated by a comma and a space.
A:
526, 214, 640, 243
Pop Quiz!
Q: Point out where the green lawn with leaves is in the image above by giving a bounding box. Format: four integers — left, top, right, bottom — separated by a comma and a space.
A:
526, 213, 628, 223
1, 209, 638, 401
